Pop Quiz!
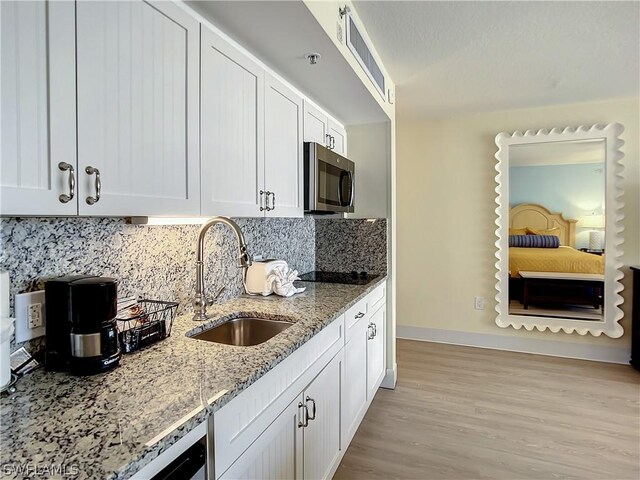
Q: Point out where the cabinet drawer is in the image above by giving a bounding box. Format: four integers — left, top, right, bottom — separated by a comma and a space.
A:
214, 315, 344, 476
345, 298, 367, 344
367, 284, 386, 313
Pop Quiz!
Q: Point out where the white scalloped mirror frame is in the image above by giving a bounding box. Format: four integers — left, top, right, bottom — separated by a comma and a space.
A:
494, 123, 625, 337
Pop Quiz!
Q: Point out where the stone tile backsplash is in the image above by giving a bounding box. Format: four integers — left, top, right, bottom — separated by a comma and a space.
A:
315, 218, 387, 274
0, 216, 387, 352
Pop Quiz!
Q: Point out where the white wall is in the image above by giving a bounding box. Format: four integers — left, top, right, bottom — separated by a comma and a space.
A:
346, 121, 390, 219
345, 120, 396, 385
396, 97, 639, 356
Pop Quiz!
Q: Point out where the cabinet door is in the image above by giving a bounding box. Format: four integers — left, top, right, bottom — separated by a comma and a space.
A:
343, 318, 368, 444
367, 304, 386, 398
264, 75, 303, 218
201, 24, 264, 217
219, 396, 303, 480
76, 0, 199, 216
303, 101, 329, 147
328, 119, 347, 156
1, 0, 77, 215
303, 351, 343, 480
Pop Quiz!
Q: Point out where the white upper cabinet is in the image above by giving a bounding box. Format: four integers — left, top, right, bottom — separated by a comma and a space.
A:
303, 101, 347, 155
303, 101, 328, 147
328, 119, 347, 156
200, 24, 265, 217
264, 75, 303, 218
0, 0, 77, 216
76, 0, 200, 216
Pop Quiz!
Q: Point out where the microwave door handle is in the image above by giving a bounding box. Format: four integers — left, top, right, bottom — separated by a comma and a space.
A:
347, 170, 354, 207
338, 171, 345, 206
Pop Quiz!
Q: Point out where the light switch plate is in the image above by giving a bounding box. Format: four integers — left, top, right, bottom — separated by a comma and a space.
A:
15, 291, 46, 342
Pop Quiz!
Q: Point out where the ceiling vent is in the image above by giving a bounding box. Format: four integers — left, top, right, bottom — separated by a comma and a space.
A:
346, 13, 386, 101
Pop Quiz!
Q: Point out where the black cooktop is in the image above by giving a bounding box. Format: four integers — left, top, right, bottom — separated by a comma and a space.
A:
298, 271, 379, 286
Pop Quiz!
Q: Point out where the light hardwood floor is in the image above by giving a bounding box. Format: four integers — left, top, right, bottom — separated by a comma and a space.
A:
335, 339, 640, 480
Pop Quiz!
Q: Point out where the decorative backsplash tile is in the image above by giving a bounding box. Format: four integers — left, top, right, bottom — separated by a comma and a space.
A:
315, 218, 387, 274
0, 216, 387, 352
0, 217, 315, 351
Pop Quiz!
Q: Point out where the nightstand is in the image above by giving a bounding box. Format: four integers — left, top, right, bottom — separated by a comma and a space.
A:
579, 248, 605, 256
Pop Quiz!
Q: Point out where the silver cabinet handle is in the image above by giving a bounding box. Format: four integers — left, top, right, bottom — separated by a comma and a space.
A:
355, 312, 365, 319
373, 322, 377, 337
305, 396, 317, 421
85, 166, 101, 205
325, 133, 331, 149
298, 402, 309, 428
367, 322, 375, 340
264, 191, 273, 211
58, 162, 75, 203
259, 190, 266, 211
270, 191, 276, 211
331, 135, 336, 150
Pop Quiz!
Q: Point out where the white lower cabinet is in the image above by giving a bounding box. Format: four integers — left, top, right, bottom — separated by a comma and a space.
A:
219, 397, 303, 480
219, 351, 343, 480
214, 284, 386, 480
343, 316, 368, 443
302, 352, 343, 480
366, 303, 386, 398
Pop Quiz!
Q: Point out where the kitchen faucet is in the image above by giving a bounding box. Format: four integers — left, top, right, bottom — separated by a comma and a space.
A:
193, 217, 252, 321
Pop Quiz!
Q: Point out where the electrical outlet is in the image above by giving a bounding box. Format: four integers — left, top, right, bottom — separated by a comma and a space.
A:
474, 296, 486, 310
336, 20, 344, 43
28, 303, 43, 328
15, 291, 46, 342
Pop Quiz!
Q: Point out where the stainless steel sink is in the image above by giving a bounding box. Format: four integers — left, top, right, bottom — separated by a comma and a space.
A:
191, 317, 293, 346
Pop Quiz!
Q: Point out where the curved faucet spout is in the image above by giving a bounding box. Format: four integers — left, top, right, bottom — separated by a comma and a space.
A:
193, 217, 252, 321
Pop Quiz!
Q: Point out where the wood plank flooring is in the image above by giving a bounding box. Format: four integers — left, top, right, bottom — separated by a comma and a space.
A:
334, 340, 640, 480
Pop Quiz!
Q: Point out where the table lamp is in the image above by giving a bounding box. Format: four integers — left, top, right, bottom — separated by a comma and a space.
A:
580, 214, 605, 250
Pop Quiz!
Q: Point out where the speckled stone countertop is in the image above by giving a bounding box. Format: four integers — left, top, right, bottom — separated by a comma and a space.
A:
0, 277, 386, 480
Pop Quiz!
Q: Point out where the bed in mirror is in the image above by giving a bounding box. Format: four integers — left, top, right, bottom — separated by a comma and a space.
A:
494, 124, 625, 337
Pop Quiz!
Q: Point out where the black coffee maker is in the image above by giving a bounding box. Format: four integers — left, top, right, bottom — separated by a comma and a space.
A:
45, 276, 121, 375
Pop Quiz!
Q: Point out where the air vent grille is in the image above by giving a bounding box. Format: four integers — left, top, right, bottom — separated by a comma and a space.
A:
346, 14, 385, 100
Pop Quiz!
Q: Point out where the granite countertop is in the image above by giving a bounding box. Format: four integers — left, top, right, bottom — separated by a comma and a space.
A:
0, 277, 386, 480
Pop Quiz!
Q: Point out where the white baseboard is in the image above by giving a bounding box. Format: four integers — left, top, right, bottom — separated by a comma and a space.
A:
380, 364, 397, 389
397, 326, 630, 364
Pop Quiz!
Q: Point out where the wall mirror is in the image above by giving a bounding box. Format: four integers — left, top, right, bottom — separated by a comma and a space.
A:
494, 124, 624, 337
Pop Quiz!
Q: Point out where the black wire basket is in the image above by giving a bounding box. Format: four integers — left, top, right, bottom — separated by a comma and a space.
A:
116, 299, 178, 353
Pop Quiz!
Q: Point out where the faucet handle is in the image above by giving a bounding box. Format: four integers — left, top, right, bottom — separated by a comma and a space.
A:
238, 246, 252, 268
207, 286, 226, 306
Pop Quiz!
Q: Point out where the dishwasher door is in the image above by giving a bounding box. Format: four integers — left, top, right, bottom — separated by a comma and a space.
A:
152, 436, 207, 480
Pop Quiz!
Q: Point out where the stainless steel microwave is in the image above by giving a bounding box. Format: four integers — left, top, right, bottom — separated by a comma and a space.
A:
304, 142, 355, 213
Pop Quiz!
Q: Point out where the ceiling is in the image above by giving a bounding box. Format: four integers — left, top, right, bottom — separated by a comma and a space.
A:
353, 1, 640, 119
187, 1, 388, 125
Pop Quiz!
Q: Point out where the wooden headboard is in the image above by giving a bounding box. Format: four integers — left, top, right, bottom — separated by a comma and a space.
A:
510, 203, 577, 247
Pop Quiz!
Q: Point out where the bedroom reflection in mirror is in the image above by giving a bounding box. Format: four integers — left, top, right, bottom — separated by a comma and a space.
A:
508, 139, 605, 321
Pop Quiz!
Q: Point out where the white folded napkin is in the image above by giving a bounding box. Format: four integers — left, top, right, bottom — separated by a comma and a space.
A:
265, 265, 306, 297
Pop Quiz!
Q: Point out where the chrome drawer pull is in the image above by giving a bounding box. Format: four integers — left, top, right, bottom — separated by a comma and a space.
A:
298, 402, 309, 427
85, 166, 101, 205
264, 191, 273, 212
354, 312, 365, 319
259, 190, 266, 211
58, 162, 75, 203
367, 322, 375, 340
305, 396, 317, 421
